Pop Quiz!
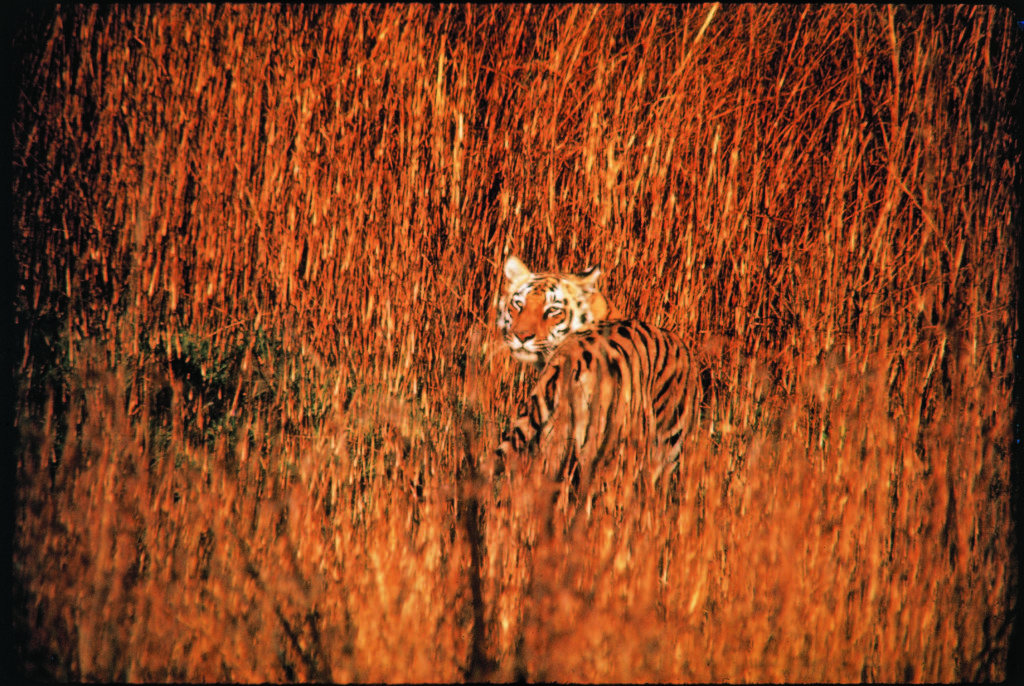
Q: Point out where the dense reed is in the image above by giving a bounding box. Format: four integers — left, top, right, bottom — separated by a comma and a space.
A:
13, 5, 1017, 681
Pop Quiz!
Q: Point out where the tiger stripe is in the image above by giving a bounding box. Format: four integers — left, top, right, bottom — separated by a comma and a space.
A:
497, 317, 700, 488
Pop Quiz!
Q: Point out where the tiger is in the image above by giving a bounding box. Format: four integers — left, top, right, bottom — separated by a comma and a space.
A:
494, 255, 701, 497
497, 255, 620, 370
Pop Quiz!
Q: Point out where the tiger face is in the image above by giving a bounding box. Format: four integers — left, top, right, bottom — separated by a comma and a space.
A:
497, 255, 616, 369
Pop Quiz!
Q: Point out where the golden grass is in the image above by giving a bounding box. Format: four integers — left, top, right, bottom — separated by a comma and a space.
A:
13, 4, 1017, 682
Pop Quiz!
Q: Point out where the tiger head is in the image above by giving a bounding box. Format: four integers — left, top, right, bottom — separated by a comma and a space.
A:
497, 255, 617, 368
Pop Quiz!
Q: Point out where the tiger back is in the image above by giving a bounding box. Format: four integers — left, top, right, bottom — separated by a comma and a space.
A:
495, 257, 700, 490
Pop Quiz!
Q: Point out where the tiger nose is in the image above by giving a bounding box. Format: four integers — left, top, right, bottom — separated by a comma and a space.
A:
513, 330, 534, 342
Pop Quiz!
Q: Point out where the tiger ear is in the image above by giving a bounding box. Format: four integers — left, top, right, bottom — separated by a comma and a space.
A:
577, 265, 602, 292
590, 292, 612, 320
504, 256, 532, 283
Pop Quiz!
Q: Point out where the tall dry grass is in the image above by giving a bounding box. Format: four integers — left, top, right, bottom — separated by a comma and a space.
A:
13, 4, 1018, 682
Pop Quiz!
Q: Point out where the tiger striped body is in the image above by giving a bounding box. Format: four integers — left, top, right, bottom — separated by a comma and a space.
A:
495, 257, 700, 488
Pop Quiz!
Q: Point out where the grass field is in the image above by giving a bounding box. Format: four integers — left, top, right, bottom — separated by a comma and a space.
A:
12, 5, 1018, 681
